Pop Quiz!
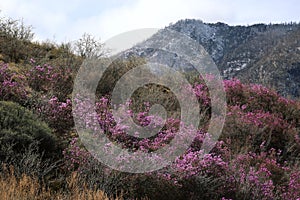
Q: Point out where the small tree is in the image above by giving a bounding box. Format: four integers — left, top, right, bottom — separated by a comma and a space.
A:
74, 33, 107, 59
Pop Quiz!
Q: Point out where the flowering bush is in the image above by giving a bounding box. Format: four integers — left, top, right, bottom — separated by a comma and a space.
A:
224, 78, 300, 123
223, 106, 300, 159
63, 76, 300, 199
0, 62, 28, 104
27, 62, 73, 100
33, 95, 73, 134
220, 145, 300, 200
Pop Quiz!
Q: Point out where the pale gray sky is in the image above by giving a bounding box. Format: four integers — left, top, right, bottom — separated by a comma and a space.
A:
0, 0, 299, 43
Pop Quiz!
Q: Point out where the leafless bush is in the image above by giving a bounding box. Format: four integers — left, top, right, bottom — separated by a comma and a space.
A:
0, 15, 34, 41
0, 15, 34, 62
74, 33, 108, 58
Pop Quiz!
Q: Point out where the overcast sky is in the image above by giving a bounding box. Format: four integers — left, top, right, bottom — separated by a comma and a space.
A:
0, 0, 299, 43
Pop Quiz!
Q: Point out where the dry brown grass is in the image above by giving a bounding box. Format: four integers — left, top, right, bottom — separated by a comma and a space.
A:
0, 166, 120, 200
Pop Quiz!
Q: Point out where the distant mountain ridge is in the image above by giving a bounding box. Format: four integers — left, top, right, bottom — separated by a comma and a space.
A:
126, 19, 300, 98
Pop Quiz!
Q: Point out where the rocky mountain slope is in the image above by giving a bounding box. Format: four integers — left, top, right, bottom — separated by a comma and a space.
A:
126, 19, 300, 98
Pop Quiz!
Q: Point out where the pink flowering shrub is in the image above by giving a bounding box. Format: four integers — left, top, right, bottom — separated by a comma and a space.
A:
27, 62, 73, 100
0, 62, 28, 104
223, 106, 300, 159
34, 95, 73, 134
63, 137, 90, 171
281, 168, 300, 199
0, 61, 76, 135
224, 78, 300, 123
219, 143, 300, 200
61, 76, 300, 199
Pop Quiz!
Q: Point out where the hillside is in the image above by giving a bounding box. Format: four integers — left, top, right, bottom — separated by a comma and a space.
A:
127, 19, 300, 98
0, 16, 300, 200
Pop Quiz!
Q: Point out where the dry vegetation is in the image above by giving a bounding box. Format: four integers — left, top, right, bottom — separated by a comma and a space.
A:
0, 166, 114, 200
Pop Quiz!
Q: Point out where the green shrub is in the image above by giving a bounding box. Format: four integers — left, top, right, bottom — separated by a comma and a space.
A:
96, 57, 146, 96
0, 101, 59, 159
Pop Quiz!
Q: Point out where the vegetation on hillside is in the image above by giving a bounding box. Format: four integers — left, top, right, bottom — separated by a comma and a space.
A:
0, 15, 299, 199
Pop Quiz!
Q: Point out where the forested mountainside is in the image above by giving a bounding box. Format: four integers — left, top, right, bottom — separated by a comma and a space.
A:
128, 19, 300, 98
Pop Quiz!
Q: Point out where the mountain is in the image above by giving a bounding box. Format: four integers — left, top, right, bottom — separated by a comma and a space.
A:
125, 19, 300, 98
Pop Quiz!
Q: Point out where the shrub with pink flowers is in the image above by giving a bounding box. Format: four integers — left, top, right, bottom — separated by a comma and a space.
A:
62, 75, 300, 199
27, 62, 73, 100
0, 62, 28, 104
31, 95, 73, 134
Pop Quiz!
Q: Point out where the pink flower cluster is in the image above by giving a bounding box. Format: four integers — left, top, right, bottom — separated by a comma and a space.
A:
27, 62, 73, 99
0, 62, 28, 103
35, 95, 73, 133
63, 137, 91, 172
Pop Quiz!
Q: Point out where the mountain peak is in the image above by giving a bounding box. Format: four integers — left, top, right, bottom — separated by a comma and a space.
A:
127, 20, 300, 98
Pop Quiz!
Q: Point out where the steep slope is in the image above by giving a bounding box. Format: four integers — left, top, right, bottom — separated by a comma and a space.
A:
170, 20, 300, 98
126, 19, 300, 98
